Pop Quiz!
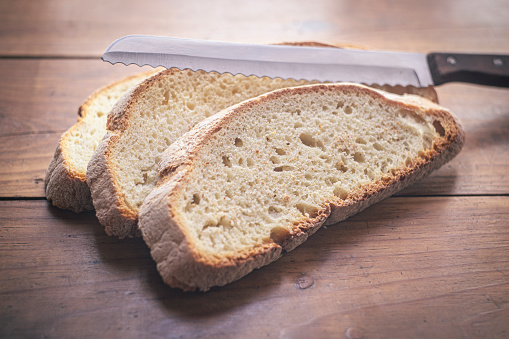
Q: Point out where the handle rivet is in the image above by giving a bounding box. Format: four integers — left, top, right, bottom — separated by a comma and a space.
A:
493, 58, 504, 67
446, 56, 457, 65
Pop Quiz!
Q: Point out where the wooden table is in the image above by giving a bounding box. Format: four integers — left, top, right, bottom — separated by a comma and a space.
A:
1, 0, 508, 338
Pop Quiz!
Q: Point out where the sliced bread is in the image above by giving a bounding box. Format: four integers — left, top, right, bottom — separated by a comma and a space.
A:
87, 69, 317, 238
45, 71, 155, 212
138, 83, 464, 291
86, 67, 438, 238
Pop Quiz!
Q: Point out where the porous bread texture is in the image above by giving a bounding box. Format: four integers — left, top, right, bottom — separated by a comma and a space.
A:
139, 83, 464, 291
87, 69, 315, 238
45, 71, 155, 212
87, 69, 439, 239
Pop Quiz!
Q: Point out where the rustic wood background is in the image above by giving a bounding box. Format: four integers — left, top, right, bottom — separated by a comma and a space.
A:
1, 0, 508, 338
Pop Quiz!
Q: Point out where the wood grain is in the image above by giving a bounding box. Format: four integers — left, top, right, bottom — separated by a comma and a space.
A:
1, 0, 508, 57
0, 59, 154, 137
1, 197, 507, 338
0, 133, 59, 197
1, 0, 508, 337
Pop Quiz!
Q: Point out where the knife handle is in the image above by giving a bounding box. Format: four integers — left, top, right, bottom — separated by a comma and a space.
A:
427, 52, 509, 87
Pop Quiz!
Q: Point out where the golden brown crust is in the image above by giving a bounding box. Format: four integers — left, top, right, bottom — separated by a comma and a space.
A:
45, 71, 155, 213
87, 68, 181, 237
139, 83, 464, 291
87, 132, 140, 237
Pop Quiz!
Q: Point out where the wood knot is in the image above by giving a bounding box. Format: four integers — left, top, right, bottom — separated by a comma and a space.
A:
345, 327, 364, 339
295, 275, 314, 289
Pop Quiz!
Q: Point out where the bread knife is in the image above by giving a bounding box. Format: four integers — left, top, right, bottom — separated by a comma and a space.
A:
102, 35, 509, 88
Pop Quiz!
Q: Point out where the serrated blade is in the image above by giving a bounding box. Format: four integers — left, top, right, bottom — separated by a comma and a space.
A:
102, 35, 434, 87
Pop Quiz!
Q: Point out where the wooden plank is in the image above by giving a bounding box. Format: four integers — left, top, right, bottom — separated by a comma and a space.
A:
0, 197, 508, 338
0, 133, 58, 198
1, 0, 508, 57
0, 59, 155, 137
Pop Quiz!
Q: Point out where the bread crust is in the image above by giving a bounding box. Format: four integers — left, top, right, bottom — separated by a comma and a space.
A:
45, 71, 155, 213
87, 69, 183, 237
139, 83, 464, 291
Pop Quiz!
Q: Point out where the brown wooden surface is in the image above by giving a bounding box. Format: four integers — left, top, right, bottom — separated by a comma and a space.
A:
1, 1, 508, 338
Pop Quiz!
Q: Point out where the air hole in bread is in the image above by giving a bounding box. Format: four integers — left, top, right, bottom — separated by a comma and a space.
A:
246, 158, 255, 167
299, 133, 326, 151
433, 120, 446, 137
222, 155, 232, 167
270, 156, 280, 164
192, 193, 201, 205
373, 142, 384, 151
294, 121, 303, 128
356, 137, 367, 145
274, 165, 295, 172
335, 161, 348, 172
333, 186, 348, 199
162, 90, 170, 105
336, 101, 344, 109
234, 138, 243, 147
186, 101, 196, 110
295, 202, 320, 218
275, 148, 286, 156
269, 226, 290, 244
353, 152, 365, 163
344, 105, 353, 114
203, 216, 231, 228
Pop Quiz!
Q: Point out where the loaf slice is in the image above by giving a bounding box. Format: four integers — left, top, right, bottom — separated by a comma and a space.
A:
139, 83, 464, 291
87, 69, 318, 238
45, 71, 155, 212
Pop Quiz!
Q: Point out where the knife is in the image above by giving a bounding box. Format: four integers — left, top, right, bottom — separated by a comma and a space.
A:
102, 35, 509, 88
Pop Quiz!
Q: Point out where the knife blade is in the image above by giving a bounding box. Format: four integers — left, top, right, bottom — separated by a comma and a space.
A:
102, 35, 509, 88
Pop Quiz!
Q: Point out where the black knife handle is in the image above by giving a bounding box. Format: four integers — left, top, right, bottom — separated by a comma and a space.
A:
427, 52, 509, 87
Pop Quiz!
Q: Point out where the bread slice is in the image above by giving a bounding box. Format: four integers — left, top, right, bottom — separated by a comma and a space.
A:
45, 71, 155, 212
87, 70, 315, 237
138, 83, 464, 291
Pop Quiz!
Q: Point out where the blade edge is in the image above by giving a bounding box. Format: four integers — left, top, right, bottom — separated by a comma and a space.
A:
103, 35, 433, 87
